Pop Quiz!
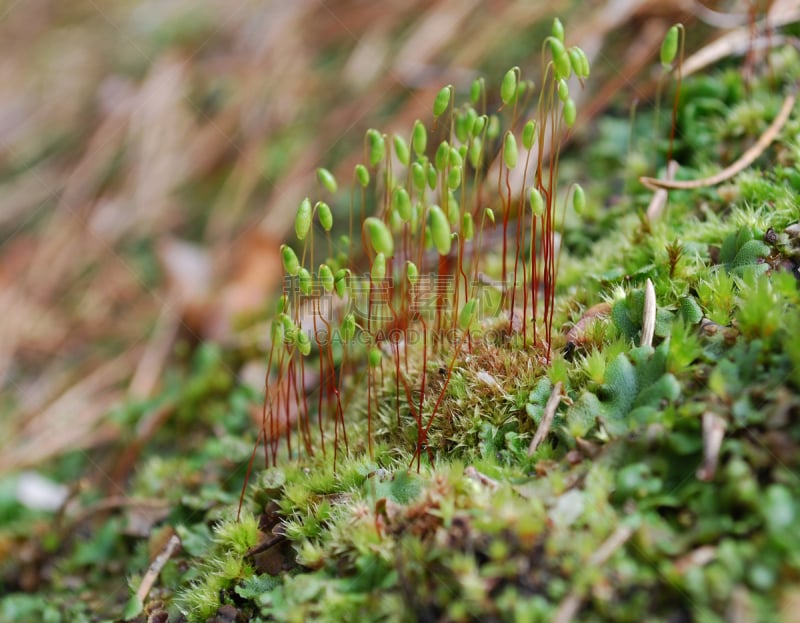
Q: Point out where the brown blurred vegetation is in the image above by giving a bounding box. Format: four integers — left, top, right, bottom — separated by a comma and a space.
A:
0, 0, 785, 471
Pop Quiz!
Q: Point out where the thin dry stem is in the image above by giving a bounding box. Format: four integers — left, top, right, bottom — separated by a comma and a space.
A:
528, 381, 563, 455
135, 533, 182, 604
640, 92, 796, 191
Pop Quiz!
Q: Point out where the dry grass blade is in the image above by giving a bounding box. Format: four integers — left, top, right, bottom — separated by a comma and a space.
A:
641, 278, 656, 348
135, 532, 181, 603
0, 351, 134, 474
683, 0, 800, 78
697, 411, 727, 481
528, 381, 563, 456
640, 92, 796, 191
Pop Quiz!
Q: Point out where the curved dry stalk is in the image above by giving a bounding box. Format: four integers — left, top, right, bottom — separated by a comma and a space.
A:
640, 92, 796, 192
645, 160, 678, 222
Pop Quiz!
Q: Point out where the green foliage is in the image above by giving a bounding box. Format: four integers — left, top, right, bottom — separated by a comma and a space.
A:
719, 227, 770, 275
611, 286, 673, 343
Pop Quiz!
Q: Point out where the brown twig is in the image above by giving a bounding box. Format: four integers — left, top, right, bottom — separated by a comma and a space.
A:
528, 381, 563, 456
135, 533, 181, 604
645, 160, 678, 222
640, 92, 796, 191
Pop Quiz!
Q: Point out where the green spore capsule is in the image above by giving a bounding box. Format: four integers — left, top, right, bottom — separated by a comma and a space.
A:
661, 24, 679, 68
433, 85, 452, 117
447, 193, 459, 225
317, 201, 333, 231
568, 47, 590, 78
486, 115, 500, 140
411, 162, 426, 191
392, 186, 412, 221
485, 207, 496, 225
355, 163, 370, 188
522, 120, 536, 150
371, 252, 386, 282
551, 17, 565, 42
366, 129, 385, 167
470, 77, 482, 104
394, 134, 410, 166
295, 198, 312, 241
472, 115, 487, 137
563, 98, 577, 128
389, 206, 403, 233
573, 184, 586, 215
458, 299, 477, 331
341, 312, 356, 342
426, 162, 437, 190
449, 146, 462, 169
549, 38, 571, 81
447, 166, 462, 190
276, 294, 289, 314
281, 244, 300, 276
279, 313, 295, 341
296, 329, 311, 356
435, 141, 450, 172
364, 217, 394, 257
557, 79, 569, 102
316, 168, 337, 194
429, 205, 452, 256
455, 112, 469, 144
406, 261, 418, 282
501, 67, 519, 106
318, 263, 334, 292
461, 212, 475, 241
298, 267, 312, 295
503, 131, 518, 169
529, 188, 544, 216
334, 269, 349, 298
412, 120, 427, 156
469, 138, 483, 169
368, 347, 382, 368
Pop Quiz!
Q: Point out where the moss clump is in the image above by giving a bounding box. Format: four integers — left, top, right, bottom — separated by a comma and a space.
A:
188, 38, 800, 623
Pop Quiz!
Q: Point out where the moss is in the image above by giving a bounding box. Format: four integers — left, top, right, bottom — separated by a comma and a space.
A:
177, 32, 800, 622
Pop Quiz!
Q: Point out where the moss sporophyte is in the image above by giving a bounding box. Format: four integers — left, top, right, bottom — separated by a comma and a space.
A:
173, 13, 800, 622
240, 18, 592, 488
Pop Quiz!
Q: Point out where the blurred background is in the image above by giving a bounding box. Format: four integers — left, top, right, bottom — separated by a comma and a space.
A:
0, 0, 784, 472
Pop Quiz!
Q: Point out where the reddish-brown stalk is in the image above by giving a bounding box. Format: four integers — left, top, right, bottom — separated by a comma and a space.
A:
499, 159, 510, 313
237, 427, 264, 521
260, 338, 276, 467
269, 345, 287, 465
503, 169, 513, 331
312, 305, 326, 458
414, 325, 471, 468
334, 324, 350, 468
366, 278, 374, 457
283, 358, 294, 459
416, 316, 428, 472
292, 357, 314, 457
